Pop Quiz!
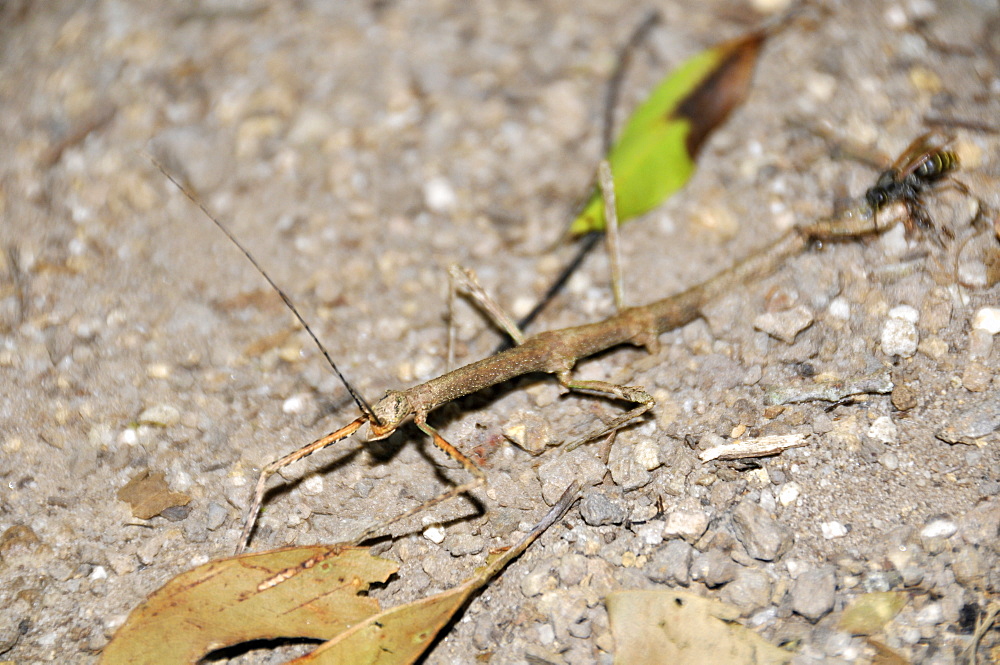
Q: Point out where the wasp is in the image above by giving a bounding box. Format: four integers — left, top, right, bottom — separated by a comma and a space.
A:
864, 131, 960, 239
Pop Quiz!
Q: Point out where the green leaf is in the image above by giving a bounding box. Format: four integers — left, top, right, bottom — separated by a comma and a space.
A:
570, 31, 765, 235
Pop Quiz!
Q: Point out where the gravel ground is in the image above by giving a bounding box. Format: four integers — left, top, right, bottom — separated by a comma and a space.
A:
2, 1, 999, 663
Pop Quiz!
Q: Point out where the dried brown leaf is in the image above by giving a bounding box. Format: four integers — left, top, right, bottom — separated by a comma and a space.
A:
100, 545, 398, 665
116, 470, 190, 519
607, 589, 791, 665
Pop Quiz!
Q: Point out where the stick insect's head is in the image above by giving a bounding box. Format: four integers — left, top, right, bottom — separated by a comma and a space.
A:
367, 390, 413, 440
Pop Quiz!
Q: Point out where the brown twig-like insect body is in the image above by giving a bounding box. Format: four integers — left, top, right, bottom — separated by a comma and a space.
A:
235, 209, 893, 554
155, 133, 966, 558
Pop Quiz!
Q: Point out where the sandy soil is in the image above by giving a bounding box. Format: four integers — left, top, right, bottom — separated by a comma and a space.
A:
1, 1, 999, 663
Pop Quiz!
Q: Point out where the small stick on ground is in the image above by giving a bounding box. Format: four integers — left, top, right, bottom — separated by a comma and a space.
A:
599, 159, 626, 310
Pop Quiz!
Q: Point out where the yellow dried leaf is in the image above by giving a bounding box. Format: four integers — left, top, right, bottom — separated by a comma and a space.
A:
101, 546, 398, 665
607, 589, 791, 665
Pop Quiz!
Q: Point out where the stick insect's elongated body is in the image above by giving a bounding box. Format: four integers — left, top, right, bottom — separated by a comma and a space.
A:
235, 203, 896, 555
157, 132, 966, 558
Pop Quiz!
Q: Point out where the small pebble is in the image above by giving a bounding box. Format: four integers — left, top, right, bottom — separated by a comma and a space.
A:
936, 396, 1000, 443
662, 509, 709, 542
753, 306, 814, 344
645, 540, 693, 586
205, 502, 228, 531
920, 519, 957, 540
301, 475, 324, 496
891, 383, 918, 411
967, 328, 993, 360
972, 307, 1000, 334
778, 482, 801, 506
879, 452, 899, 470
881, 317, 918, 357
632, 439, 660, 471
821, 521, 848, 539
915, 602, 944, 625
867, 416, 898, 444
137, 404, 181, 427
422, 524, 446, 544
694, 548, 738, 588
607, 439, 653, 490
282, 394, 307, 414
502, 412, 553, 455
720, 568, 773, 615
791, 566, 837, 621
961, 361, 991, 392
828, 297, 851, 320
423, 176, 457, 213
732, 500, 792, 561
918, 336, 948, 360
579, 490, 627, 527
950, 546, 986, 588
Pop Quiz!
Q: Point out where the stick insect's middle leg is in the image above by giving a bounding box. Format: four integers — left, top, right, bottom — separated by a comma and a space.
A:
559, 374, 654, 451
349, 416, 486, 545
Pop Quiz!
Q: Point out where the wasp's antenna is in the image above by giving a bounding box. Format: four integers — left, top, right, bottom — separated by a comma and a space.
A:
148, 154, 381, 426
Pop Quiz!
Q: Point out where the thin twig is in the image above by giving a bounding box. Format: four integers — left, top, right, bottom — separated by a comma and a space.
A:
599, 160, 625, 310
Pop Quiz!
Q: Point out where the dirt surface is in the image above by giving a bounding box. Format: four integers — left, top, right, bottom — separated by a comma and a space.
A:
1, 1, 999, 663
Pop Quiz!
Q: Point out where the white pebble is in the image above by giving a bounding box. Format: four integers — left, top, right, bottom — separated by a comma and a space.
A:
972, 307, 1000, 335
867, 416, 898, 444
89, 566, 108, 580
828, 297, 851, 320
821, 521, 848, 539
633, 439, 660, 471
663, 509, 709, 540
138, 404, 181, 427
172, 470, 193, 491
423, 176, 457, 213
778, 482, 801, 506
881, 318, 918, 357
423, 524, 446, 544
920, 519, 957, 540
302, 475, 325, 496
915, 602, 944, 625
888, 305, 919, 323
282, 394, 307, 414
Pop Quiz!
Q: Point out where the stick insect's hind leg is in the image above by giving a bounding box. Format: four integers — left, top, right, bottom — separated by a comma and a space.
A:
559, 373, 654, 451
349, 415, 487, 545
236, 416, 367, 555
448, 264, 526, 368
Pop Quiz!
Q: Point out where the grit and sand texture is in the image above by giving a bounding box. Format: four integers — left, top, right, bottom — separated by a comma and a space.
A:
1, 1, 999, 663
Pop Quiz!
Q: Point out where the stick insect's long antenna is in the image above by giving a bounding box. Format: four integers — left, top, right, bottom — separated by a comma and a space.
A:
149, 155, 381, 426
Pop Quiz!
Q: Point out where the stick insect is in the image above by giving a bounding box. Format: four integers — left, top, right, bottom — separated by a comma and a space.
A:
155, 131, 957, 559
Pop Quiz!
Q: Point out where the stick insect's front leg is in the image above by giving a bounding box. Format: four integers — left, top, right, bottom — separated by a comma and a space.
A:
237, 416, 367, 555
349, 415, 487, 545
